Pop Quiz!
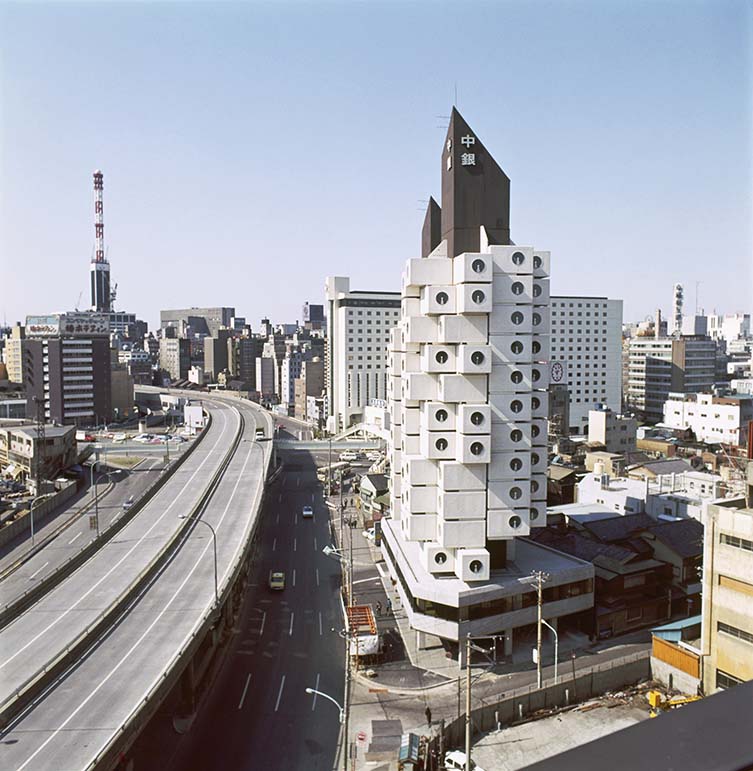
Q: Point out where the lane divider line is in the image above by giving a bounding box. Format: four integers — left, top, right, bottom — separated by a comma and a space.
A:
28, 563, 49, 581
237, 673, 251, 710
274, 675, 286, 712
312, 673, 320, 710
289, 612, 294, 637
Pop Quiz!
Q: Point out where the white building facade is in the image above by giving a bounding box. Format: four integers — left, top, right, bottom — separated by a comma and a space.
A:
663, 392, 753, 447
549, 296, 623, 434
324, 276, 400, 432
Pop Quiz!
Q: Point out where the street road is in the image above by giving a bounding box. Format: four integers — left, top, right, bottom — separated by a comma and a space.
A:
159, 448, 345, 771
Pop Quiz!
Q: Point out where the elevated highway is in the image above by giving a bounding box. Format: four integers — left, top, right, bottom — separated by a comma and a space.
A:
0, 394, 274, 770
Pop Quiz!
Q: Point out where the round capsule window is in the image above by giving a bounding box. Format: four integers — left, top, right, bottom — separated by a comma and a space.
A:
510, 486, 522, 500
435, 438, 448, 451
511, 370, 523, 384
530, 507, 539, 521
511, 311, 524, 325
531, 480, 540, 493
470, 411, 484, 426
510, 400, 523, 413
436, 291, 449, 305
469, 559, 484, 574
531, 424, 540, 437
510, 457, 523, 471
532, 396, 541, 409
471, 289, 486, 305
532, 369, 541, 382
533, 312, 542, 326
471, 258, 486, 274
435, 350, 449, 364
511, 281, 524, 295
533, 284, 542, 297
470, 441, 484, 456
532, 340, 541, 354
512, 252, 525, 265
531, 452, 540, 465
435, 408, 448, 423
471, 350, 485, 366
510, 429, 523, 442
533, 255, 542, 268
434, 552, 447, 565
511, 340, 524, 354
509, 515, 522, 529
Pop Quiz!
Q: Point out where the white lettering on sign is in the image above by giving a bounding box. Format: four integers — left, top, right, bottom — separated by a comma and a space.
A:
461, 153, 476, 166
446, 138, 452, 153
461, 134, 476, 148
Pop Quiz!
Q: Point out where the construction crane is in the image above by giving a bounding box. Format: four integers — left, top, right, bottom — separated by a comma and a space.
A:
647, 689, 701, 718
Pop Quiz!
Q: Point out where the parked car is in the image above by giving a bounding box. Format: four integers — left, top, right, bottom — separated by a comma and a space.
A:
339, 451, 358, 461
112, 432, 126, 443
362, 527, 375, 541
133, 434, 154, 443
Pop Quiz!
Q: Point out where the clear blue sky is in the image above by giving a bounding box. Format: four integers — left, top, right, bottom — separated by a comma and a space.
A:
2, 0, 750, 331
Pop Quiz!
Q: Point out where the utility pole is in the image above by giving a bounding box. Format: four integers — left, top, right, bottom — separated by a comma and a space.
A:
465, 635, 472, 771
528, 570, 550, 690
343, 624, 351, 771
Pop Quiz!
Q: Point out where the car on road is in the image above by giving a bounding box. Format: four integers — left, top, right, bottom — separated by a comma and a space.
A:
444, 751, 485, 771
122, 496, 135, 511
362, 527, 375, 541
255, 428, 265, 440
268, 570, 286, 591
302, 505, 314, 519
366, 451, 381, 461
112, 432, 127, 443
339, 451, 358, 461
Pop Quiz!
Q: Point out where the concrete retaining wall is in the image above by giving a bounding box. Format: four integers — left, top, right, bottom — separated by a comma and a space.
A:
0, 482, 77, 549
442, 652, 650, 749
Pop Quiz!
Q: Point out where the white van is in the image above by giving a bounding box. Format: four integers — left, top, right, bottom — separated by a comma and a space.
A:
445, 751, 485, 771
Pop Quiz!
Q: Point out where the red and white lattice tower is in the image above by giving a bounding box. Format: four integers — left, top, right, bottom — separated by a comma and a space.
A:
90, 170, 111, 312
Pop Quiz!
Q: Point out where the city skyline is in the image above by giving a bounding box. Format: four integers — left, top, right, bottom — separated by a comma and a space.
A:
2, 1, 750, 330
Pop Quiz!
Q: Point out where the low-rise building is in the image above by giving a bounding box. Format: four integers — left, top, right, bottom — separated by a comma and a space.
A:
0, 424, 77, 487
159, 338, 191, 382
587, 407, 637, 453
663, 392, 753, 447
701, 469, 753, 694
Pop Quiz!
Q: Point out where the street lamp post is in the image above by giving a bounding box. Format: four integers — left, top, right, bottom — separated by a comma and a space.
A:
304, 687, 344, 722
28, 495, 46, 546
541, 618, 559, 685
520, 570, 550, 689
179, 515, 219, 608
93, 469, 121, 538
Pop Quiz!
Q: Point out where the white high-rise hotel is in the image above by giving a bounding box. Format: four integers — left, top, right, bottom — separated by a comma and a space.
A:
382, 110, 593, 660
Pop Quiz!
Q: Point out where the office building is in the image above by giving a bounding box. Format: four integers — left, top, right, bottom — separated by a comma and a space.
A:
549, 295, 623, 434
663, 392, 753, 447
708, 313, 751, 343
203, 329, 231, 381
303, 302, 325, 332
24, 312, 112, 426
294, 357, 324, 421
701, 467, 753, 693
3, 323, 26, 385
382, 108, 593, 655
256, 357, 276, 399
627, 336, 716, 422
325, 276, 400, 432
587, 406, 637, 453
228, 336, 263, 389
159, 338, 191, 382
280, 348, 303, 409
160, 307, 235, 338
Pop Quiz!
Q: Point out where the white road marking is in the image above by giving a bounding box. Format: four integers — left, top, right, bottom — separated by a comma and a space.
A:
297, 478, 300, 487
312, 673, 320, 709
293, 538, 297, 552
292, 569, 296, 587
311, 493, 315, 503
274, 675, 286, 712
313, 536, 317, 551
0, 407, 233, 673
259, 611, 266, 637
319, 612, 323, 636
289, 612, 294, 636
28, 562, 49, 581
295, 514, 298, 525
316, 568, 320, 586
276, 512, 280, 524
278, 493, 282, 503
272, 538, 277, 551
238, 673, 252, 709
68, 532, 82, 545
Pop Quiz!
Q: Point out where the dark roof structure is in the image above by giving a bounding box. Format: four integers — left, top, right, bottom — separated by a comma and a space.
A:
421, 107, 511, 258
642, 519, 704, 558
519, 680, 753, 771
580, 512, 656, 543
